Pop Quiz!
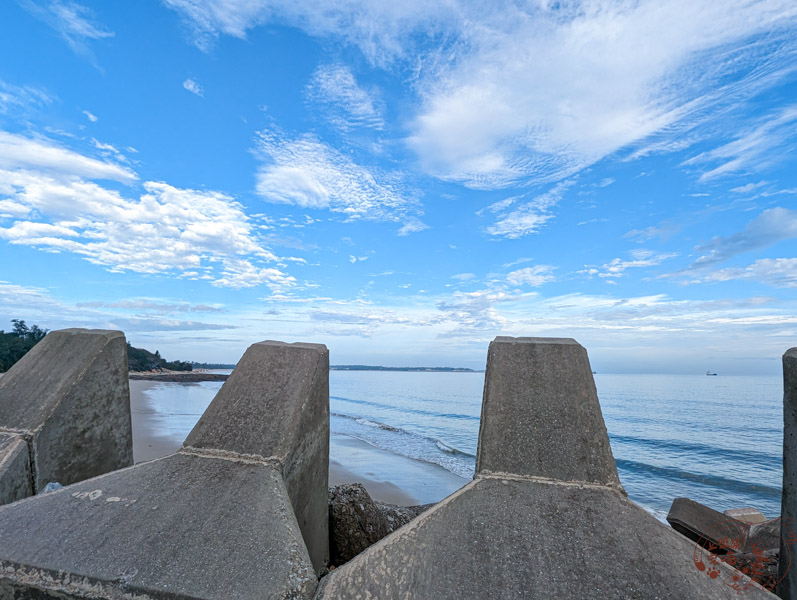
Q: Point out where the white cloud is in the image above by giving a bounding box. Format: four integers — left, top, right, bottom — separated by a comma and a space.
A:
82, 110, 98, 122
731, 181, 768, 193
306, 64, 383, 130
397, 218, 428, 236
506, 265, 556, 287
408, 2, 797, 188
0, 132, 293, 290
699, 258, 797, 288
76, 299, 224, 314
163, 1, 797, 188
690, 207, 797, 268
0, 81, 53, 114
684, 106, 797, 181
163, 0, 449, 60
0, 131, 137, 183
254, 130, 422, 230
486, 180, 573, 238
451, 273, 475, 281
183, 78, 204, 96
19, 0, 113, 57
582, 250, 678, 279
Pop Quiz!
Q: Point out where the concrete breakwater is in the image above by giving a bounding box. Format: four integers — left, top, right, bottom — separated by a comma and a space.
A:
0, 329, 790, 598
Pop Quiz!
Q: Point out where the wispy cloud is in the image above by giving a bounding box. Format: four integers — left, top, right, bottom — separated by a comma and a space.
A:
18, 0, 113, 59
506, 265, 556, 287
0, 131, 136, 182
409, 2, 797, 188
486, 180, 573, 238
163, 0, 449, 60
699, 258, 797, 288
164, 1, 797, 188
689, 207, 797, 268
254, 130, 424, 232
183, 78, 204, 97
76, 299, 224, 314
82, 110, 98, 122
581, 249, 678, 280
306, 64, 383, 131
0, 81, 54, 115
684, 106, 797, 181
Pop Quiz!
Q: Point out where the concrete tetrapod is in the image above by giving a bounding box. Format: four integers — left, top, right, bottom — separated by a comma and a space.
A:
0, 340, 329, 600
779, 347, 797, 600
0, 328, 132, 505
315, 337, 776, 599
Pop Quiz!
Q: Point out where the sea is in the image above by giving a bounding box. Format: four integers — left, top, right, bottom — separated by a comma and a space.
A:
141, 371, 783, 520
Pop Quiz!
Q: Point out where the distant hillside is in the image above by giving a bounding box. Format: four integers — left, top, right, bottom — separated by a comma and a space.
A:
330, 365, 478, 372
191, 361, 237, 369
127, 343, 192, 372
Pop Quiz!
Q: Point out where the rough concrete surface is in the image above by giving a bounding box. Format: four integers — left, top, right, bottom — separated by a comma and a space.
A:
0, 452, 317, 600
0, 432, 32, 506
185, 340, 329, 573
317, 477, 775, 599
667, 497, 750, 549
316, 336, 775, 599
779, 347, 797, 600
0, 329, 133, 496
476, 337, 623, 489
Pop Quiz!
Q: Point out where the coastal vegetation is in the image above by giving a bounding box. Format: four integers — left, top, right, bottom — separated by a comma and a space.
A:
127, 343, 192, 372
0, 320, 47, 372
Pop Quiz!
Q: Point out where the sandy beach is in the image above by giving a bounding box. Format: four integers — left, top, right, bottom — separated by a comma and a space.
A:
129, 380, 468, 506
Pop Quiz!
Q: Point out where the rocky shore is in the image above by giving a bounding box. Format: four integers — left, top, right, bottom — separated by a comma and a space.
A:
129, 371, 228, 382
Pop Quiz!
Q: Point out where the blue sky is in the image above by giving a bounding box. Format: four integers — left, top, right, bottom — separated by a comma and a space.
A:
0, 1, 795, 373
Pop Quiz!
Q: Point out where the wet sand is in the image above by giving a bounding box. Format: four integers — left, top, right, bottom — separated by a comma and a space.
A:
129, 380, 468, 506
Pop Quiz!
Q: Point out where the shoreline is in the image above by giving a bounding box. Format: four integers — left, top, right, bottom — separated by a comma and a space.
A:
129, 380, 467, 506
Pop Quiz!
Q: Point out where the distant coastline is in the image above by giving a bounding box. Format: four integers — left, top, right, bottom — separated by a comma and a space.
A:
330, 365, 481, 372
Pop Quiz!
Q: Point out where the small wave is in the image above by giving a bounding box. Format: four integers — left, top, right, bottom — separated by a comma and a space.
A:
354, 417, 400, 432
332, 395, 480, 422
615, 458, 781, 499
331, 412, 475, 479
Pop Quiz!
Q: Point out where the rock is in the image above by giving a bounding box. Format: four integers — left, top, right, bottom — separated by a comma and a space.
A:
374, 501, 434, 533
329, 483, 389, 566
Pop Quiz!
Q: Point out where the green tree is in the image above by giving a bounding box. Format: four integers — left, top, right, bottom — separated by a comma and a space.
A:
0, 320, 48, 372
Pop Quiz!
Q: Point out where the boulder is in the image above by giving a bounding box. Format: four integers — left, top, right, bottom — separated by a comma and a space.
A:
374, 501, 434, 533
329, 483, 389, 566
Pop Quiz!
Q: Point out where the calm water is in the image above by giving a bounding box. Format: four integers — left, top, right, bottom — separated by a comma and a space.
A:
142, 371, 783, 519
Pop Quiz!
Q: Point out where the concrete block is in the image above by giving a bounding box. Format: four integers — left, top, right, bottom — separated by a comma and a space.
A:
0, 452, 317, 599
0, 337, 329, 599
185, 340, 329, 573
317, 478, 774, 599
779, 347, 797, 600
476, 336, 622, 489
668, 497, 750, 550
0, 329, 132, 499
316, 337, 775, 599
0, 433, 32, 505
725, 507, 767, 524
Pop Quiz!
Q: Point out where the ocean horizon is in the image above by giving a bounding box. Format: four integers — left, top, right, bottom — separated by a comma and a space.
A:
137, 370, 784, 521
